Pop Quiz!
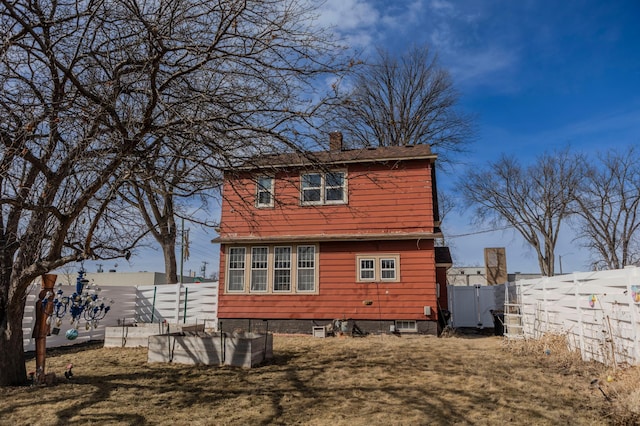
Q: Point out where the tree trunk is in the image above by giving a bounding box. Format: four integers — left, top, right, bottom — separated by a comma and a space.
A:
163, 243, 178, 284
0, 293, 28, 386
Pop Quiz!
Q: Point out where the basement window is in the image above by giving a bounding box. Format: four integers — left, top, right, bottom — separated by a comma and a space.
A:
395, 320, 417, 332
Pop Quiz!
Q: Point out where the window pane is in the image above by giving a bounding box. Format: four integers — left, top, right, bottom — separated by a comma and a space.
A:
251, 270, 267, 291
297, 246, 315, 291
303, 188, 321, 202
302, 173, 322, 187
228, 270, 245, 291
274, 270, 291, 291
325, 172, 343, 187
258, 191, 272, 205
325, 188, 343, 201
297, 269, 314, 291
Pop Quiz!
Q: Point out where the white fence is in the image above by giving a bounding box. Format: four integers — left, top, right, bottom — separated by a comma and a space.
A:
22, 281, 218, 352
513, 266, 640, 366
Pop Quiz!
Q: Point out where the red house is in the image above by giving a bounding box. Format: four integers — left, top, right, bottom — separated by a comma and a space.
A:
214, 132, 451, 335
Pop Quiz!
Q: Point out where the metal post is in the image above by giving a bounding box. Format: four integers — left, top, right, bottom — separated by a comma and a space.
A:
150, 286, 157, 323
183, 287, 188, 324
34, 274, 56, 383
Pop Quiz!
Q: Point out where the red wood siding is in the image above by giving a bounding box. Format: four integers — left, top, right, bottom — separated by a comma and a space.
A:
218, 160, 436, 239
218, 240, 438, 321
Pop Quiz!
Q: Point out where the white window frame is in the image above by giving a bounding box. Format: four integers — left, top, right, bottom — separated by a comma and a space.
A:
359, 258, 376, 282
273, 246, 292, 292
395, 320, 417, 332
227, 247, 246, 292
250, 246, 269, 292
324, 171, 346, 204
256, 176, 274, 208
356, 254, 400, 283
296, 245, 316, 292
300, 170, 347, 205
380, 258, 397, 281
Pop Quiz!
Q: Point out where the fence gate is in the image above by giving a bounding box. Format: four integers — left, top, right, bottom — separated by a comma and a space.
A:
447, 284, 504, 329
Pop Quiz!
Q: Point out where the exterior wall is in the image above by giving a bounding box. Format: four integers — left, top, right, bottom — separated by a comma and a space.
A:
219, 160, 436, 239
218, 240, 438, 322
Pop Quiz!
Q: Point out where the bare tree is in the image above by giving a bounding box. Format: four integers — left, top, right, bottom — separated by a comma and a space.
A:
460, 149, 583, 276
119, 140, 222, 283
0, 0, 347, 386
572, 146, 640, 269
330, 45, 474, 164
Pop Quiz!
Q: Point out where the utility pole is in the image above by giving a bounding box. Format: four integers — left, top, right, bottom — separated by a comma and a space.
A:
201, 261, 208, 278
179, 219, 190, 284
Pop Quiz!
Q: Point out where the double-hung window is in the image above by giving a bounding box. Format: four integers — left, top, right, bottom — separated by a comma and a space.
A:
296, 245, 316, 291
256, 176, 274, 208
250, 247, 268, 292
273, 246, 292, 292
357, 254, 400, 283
301, 171, 346, 205
227, 247, 246, 291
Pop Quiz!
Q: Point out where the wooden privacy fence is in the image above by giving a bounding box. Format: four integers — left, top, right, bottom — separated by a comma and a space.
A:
512, 266, 640, 366
23, 281, 218, 352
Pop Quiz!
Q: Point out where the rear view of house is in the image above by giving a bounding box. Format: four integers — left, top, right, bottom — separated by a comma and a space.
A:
214, 132, 451, 334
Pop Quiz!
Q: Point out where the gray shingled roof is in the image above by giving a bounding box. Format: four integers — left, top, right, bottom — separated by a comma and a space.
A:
237, 144, 436, 170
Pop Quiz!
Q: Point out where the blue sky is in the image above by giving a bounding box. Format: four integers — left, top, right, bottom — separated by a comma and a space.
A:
97, 0, 640, 276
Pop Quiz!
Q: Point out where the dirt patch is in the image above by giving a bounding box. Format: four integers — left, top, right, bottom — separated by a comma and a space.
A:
3, 333, 637, 425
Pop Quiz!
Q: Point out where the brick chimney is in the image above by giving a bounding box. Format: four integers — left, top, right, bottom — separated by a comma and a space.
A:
329, 131, 343, 151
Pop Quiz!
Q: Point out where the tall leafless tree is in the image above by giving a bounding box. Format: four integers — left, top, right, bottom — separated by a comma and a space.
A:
0, 0, 347, 386
119, 139, 222, 284
330, 45, 474, 164
460, 149, 583, 277
572, 146, 640, 269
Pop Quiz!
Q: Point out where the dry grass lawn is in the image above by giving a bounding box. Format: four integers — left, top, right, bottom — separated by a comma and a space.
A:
2, 333, 639, 425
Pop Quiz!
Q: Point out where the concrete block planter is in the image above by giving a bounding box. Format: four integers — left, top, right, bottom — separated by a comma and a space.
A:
148, 332, 273, 368
104, 323, 205, 348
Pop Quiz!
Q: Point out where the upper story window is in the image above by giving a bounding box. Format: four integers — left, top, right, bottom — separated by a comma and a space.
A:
301, 171, 347, 205
256, 176, 274, 208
